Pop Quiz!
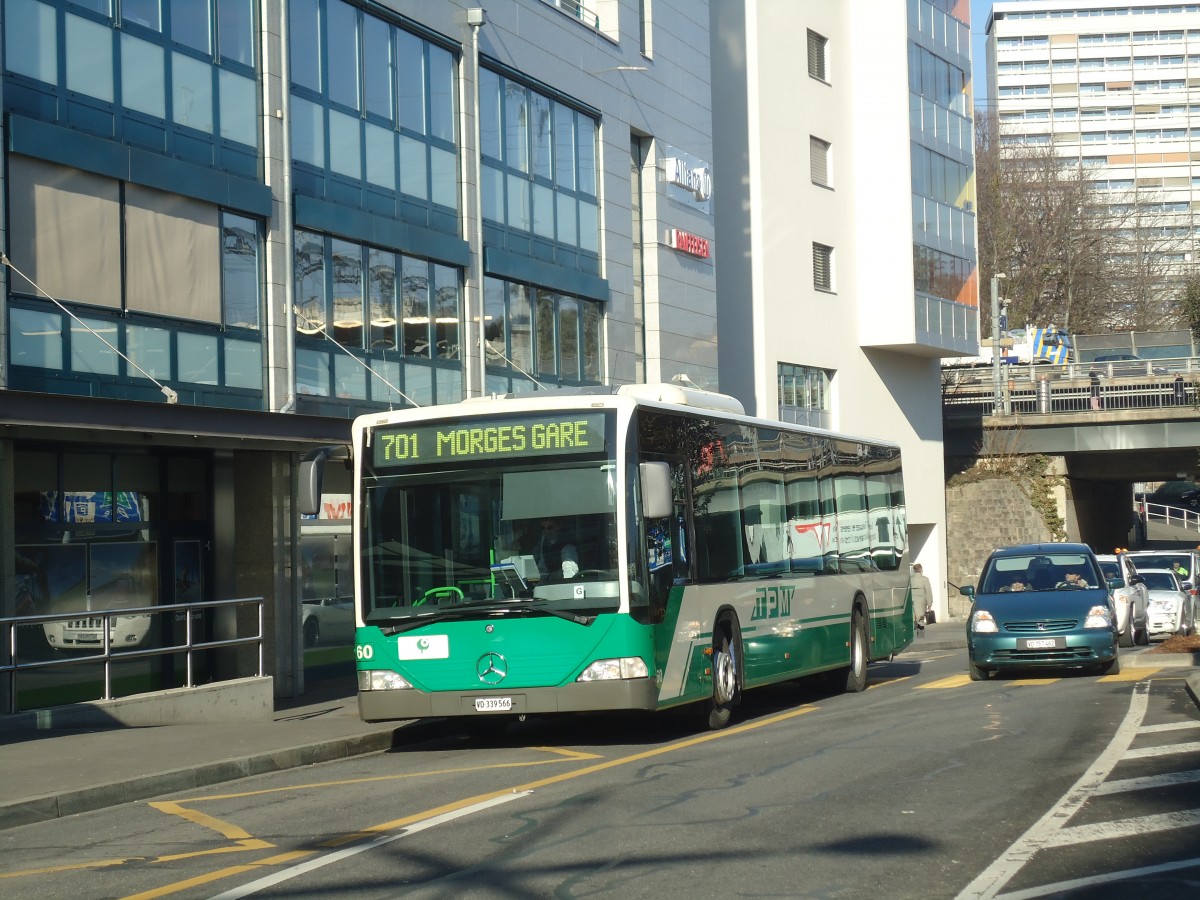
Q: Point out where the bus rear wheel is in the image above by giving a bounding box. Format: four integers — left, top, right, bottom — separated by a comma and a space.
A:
708, 631, 740, 730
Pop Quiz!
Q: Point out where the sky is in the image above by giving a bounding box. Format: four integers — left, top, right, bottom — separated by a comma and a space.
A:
970, 0, 994, 109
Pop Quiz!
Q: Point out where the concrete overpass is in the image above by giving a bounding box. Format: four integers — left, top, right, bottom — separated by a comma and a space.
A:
942, 363, 1200, 551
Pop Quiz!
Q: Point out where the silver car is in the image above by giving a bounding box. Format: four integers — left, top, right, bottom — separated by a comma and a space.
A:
1137, 568, 1195, 639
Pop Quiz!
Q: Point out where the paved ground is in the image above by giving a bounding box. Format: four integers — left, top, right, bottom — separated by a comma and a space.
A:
0, 623, 1196, 832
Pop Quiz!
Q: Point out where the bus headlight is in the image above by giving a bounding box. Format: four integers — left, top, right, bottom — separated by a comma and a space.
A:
1084, 606, 1114, 629
358, 670, 412, 691
576, 657, 649, 682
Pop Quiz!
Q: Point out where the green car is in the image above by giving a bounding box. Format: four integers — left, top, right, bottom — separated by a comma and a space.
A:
962, 543, 1120, 681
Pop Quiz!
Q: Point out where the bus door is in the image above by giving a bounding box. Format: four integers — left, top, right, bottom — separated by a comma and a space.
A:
643, 455, 692, 623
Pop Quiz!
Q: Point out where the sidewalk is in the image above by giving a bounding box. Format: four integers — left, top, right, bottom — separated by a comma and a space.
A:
2, 634, 1197, 834
0, 675, 396, 832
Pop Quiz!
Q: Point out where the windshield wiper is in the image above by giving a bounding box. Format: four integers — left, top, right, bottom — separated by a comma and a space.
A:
372, 599, 593, 634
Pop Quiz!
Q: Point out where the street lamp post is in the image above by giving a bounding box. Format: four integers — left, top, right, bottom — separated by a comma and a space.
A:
990, 273, 1007, 416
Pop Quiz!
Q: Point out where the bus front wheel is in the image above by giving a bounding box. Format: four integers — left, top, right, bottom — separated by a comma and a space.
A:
840, 608, 869, 693
708, 630, 741, 730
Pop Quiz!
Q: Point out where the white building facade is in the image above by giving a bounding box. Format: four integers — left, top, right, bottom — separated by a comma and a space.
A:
988, 0, 1200, 303
710, 0, 979, 620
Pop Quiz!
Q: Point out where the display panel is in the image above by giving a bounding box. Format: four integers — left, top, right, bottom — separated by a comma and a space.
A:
372, 413, 606, 468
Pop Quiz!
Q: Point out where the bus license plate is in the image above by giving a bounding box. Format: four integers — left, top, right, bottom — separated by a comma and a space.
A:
474, 697, 512, 712
1020, 637, 1062, 650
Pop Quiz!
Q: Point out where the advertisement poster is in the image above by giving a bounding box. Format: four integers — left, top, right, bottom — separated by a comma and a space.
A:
15, 544, 87, 615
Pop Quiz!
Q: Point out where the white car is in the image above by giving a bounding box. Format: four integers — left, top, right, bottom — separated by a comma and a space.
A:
1095, 553, 1150, 647
1137, 568, 1195, 639
301, 597, 355, 648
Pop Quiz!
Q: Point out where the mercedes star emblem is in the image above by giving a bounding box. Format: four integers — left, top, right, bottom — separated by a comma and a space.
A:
477, 652, 508, 685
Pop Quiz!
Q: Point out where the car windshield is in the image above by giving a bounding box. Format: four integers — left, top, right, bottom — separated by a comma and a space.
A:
1099, 561, 1121, 581
981, 552, 1101, 594
1140, 571, 1178, 591
1130, 554, 1183, 570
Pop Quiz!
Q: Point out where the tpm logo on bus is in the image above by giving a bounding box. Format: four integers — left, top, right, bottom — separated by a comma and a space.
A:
751, 585, 793, 621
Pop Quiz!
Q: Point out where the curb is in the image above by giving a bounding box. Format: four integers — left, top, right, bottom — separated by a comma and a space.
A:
0, 729, 397, 832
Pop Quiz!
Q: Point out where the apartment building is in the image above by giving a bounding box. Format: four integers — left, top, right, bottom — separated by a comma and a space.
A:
709, 0, 977, 620
987, 0, 1200, 312
0, 0, 716, 708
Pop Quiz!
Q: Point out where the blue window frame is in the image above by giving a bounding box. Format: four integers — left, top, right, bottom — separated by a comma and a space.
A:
479, 67, 600, 273
482, 276, 602, 394
2, 0, 260, 179
293, 227, 463, 413
287, 0, 459, 233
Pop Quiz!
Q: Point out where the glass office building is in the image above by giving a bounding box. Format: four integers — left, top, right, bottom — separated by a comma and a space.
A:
0, 0, 717, 709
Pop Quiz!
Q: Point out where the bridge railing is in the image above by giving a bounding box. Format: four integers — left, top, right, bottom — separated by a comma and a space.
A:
942, 356, 1200, 418
1138, 500, 1200, 534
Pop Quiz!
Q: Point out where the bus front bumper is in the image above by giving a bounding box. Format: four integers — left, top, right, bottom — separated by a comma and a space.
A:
358, 677, 661, 722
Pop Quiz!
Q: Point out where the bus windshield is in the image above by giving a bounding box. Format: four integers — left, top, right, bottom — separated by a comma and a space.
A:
360, 412, 620, 625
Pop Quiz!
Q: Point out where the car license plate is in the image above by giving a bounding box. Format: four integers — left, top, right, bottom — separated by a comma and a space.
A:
1020, 637, 1062, 650
474, 697, 512, 712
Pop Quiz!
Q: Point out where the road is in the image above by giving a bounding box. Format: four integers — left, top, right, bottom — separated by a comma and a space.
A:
2, 648, 1198, 899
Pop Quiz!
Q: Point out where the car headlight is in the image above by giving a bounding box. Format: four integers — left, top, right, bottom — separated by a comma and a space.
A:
1149, 599, 1174, 612
358, 670, 412, 691
1084, 605, 1113, 629
576, 657, 649, 682
970, 610, 998, 633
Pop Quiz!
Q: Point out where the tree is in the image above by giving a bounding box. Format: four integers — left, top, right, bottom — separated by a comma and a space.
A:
1176, 273, 1200, 340
975, 112, 1116, 334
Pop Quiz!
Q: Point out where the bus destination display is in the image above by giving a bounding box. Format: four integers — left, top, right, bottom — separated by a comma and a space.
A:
373, 413, 606, 467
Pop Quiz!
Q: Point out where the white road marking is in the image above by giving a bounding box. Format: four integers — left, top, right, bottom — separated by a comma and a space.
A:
1140, 721, 1200, 734
1041, 808, 1200, 847
954, 683, 1150, 900
1124, 740, 1200, 760
988, 856, 1200, 900
206, 791, 532, 900
1093, 769, 1200, 795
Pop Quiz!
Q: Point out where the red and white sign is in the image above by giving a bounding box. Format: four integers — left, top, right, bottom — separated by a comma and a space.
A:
666, 228, 710, 258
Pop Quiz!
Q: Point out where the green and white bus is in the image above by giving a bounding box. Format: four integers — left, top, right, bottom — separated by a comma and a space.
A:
301, 383, 915, 731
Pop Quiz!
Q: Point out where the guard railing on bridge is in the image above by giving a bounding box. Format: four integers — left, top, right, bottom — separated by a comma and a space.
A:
942, 356, 1200, 418
1, 596, 264, 713
1138, 500, 1200, 534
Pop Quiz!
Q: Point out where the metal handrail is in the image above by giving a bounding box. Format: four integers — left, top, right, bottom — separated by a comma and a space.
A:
1138, 500, 1200, 534
1, 597, 264, 712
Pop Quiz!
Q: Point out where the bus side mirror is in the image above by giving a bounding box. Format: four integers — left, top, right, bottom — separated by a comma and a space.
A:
639, 461, 674, 520
299, 445, 351, 516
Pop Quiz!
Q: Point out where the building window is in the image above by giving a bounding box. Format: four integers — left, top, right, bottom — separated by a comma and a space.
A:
3, 0, 259, 177
812, 243, 834, 292
287, 1, 459, 222
482, 276, 603, 393
807, 29, 828, 82
6, 157, 265, 402
810, 136, 830, 187
778, 363, 831, 428
480, 66, 600, 263
292, 227, 462, 409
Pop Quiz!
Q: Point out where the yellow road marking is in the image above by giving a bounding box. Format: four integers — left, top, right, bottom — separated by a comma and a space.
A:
148, 801, 258, 841
1009, 678, 1060, 685
154, 839, 274, 863
121, 865, 261, 900
920, 674, 972, 689
528, 746, 602, 760
0, 858, 135, 879
125, 704, 820, 899
170, 752, 597, 805
1102, 666, 1162, 682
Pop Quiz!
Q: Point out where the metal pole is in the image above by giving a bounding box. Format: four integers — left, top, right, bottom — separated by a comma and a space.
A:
991, 274, 1004, 416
